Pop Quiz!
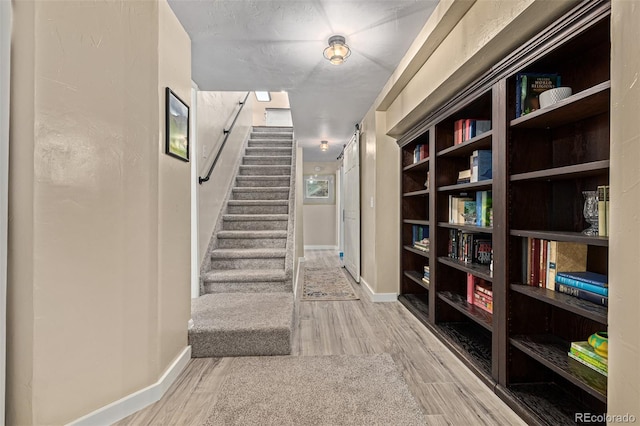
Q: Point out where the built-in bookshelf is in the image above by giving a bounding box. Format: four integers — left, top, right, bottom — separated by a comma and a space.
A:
396, 1, 610, 424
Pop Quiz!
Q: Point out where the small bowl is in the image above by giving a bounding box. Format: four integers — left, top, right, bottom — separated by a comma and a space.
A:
539, 87, 573, 108
588, 331, 608, 358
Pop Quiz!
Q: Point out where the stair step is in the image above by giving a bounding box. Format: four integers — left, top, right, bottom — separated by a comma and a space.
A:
247, 140, 293, 148
239, 165, 292, 176
245, 147, 292, 157
222, 214, 288, 231
243, 156, 292, 166
252, 126, 293, 133
250, 132, 293, 140
217, 230, 287, 249
227, 200, 289, 214
210, 248, 286, 269
189, 292, 293, 357
235, 175, 290, 188
202, 269, 290, 293
232, 187, 289, 201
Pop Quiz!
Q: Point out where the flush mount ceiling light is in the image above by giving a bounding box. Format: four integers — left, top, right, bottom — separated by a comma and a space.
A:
323, 35, 351, 65
320, 140, 329, 151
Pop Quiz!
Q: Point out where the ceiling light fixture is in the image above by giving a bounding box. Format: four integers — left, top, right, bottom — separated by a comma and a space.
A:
320, 140, 329, 151
323, 35, 351, 65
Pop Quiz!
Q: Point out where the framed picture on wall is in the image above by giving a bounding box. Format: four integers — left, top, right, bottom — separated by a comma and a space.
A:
304, 174, 335, 204
165, 87, 190, 162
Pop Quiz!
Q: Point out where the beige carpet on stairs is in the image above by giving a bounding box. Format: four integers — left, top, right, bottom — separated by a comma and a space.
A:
203, 353, 426, 426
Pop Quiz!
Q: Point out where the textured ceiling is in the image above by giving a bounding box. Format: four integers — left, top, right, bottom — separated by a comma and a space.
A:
168, 0, 438, 162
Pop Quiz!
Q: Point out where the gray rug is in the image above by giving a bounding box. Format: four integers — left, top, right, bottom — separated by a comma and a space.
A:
302, 267, 359, 301
204, 354, 426, 425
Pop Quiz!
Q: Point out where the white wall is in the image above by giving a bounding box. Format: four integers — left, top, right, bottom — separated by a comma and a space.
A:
7, 1, 191, 423
0, 1, 11, 423
302, 161, 340, 249
252, 91, 290, 126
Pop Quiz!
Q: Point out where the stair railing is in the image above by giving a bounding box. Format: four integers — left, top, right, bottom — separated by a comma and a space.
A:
198, 91, 251, 185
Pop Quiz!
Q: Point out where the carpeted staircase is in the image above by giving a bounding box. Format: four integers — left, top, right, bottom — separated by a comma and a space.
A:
189, 126, 296, 358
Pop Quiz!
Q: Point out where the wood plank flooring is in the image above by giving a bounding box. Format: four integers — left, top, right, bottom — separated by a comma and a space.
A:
115, 250, 525, 425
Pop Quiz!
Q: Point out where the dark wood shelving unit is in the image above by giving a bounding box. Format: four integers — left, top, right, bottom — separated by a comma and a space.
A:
396, 2, 611, 423
438, 291, 492, 331
437, 257, 493, 282
510, 334, 607, 402
511, 284, 607, 324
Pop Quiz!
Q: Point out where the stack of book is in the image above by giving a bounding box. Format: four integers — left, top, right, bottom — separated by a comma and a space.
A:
457, 169, 471, 184
422, 265, 430, 286
454, 119, 491, 144
448, 194, 475, 224
515, 72, 561, 117
412, 225, 429, 252
556, 271, 608, 307
467, 273, 493, 313
413, 143, 428, 163
523, 239, 587, 290
568, 341, 608, 377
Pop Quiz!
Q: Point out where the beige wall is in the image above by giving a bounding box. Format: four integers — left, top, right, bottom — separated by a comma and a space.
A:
252, 91, 291, 127
302, 161, 340, 248
609, 0, 640, 419
197, 91, 253, 268
7, 1, 191, 424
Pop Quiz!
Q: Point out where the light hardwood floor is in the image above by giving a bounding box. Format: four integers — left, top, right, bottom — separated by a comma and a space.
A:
115, 250, 525, 425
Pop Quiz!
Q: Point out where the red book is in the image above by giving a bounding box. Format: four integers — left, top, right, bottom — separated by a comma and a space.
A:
540, 239, 548, 288
467, 273, 475, 304
530, 238, 540, 286
454, 120, 464, 145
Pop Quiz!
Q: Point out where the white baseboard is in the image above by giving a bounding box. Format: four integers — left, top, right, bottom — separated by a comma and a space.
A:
360, 277, 398, 303
67, 346, 192, 426
303, 245, 338, 251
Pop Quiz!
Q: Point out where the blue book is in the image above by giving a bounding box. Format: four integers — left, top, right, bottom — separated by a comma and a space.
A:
557, 271, 607, 287
476, 150, 492, 181
555, 275, 608, 297
555, 283, 608, 307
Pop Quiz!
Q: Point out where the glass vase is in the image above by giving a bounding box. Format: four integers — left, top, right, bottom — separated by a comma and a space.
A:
582, 190, 599, 236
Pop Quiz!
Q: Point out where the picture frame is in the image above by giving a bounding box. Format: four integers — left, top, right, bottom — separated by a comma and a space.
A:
303, 174, 335, 205
165, 87, 190, 162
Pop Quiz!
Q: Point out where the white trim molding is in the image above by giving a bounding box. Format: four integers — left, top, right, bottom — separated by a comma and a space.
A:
294, 256, 305, 296
67, 346, 192, 426
360, 277, 398, 303
304, 245, 338, 251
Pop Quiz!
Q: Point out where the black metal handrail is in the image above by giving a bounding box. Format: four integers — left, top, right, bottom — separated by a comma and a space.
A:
199, 91, 250, 184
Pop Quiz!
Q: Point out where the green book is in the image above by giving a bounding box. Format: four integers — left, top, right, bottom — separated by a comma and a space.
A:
570, 348, 608, 371
571, 341, 608, 366
568, 352, 607, 376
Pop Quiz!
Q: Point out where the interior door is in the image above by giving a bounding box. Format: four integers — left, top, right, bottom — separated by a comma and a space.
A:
343, 131, 360, 282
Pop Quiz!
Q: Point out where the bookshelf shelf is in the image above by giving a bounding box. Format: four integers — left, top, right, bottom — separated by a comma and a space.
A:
438, 256, 493, 282
510, 229, 609, 247
403, 189, 429, 197
497, 383, 598, 426
438, 222, 493, 234
510, 334, 607, 402
437, 131, 492, 158
438, 180, 493, 193
511, 284, 607, 324
403, 156, 430, 172
396, 3, 610, 423
404, 270, 429, 290
510, 81, 610, 130
438, 291, 492, 331
403, 245, 430, 258
510, 160, 610, 182
433, 322, 493, 385
404, 219, 429, 226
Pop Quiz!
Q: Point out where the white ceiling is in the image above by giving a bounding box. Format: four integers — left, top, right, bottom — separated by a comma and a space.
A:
168, 0, 438, 162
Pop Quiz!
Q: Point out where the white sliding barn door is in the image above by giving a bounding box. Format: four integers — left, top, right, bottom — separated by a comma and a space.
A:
343, 131, 360, 282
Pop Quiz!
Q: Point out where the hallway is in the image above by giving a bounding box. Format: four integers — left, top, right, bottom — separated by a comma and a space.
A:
116, 250, 524, 425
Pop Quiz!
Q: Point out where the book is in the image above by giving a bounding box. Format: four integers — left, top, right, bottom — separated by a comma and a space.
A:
557, 271, 607, 287
471, 150, 492, 182
605, 185, 610, 237
547, 241, 588, 290
457, 169, 471, 184
555, 275, 608, 297
467, 273, 475, 304
571, 341, 608, 367
570, 348, 608, 372
516, 73, 561, 117
474, 239, 492, 265
475, 190, 492, 227
529, 238, 540, 286
598, 185, 607, 237
556, 283, 608, 307
568, 351, 607, 376
454, 119, 464, 145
